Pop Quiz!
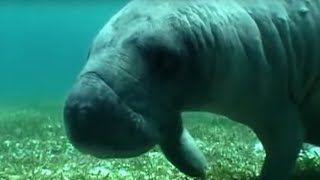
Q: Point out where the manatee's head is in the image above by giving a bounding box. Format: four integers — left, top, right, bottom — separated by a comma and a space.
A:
63, 72, 158, 158
64, 0, 210, 177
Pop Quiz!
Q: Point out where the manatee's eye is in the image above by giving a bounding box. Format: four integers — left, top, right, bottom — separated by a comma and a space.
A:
145, 45, 180, 78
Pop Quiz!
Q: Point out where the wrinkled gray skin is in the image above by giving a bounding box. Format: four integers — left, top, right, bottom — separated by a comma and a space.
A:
63, 0, 320, 179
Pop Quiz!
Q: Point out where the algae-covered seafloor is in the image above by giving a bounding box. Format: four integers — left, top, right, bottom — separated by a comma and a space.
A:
0, 103, 320, 180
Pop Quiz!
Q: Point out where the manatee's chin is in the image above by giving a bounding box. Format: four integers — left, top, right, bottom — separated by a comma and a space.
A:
76, 114, 158, 159
79, 140, 154, 159
67, 111, 158, 159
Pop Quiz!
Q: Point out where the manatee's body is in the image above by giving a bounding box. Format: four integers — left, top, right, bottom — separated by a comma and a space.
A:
63, 0, 320, 180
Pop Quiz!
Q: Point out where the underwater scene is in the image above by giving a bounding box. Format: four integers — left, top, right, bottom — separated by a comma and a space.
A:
1, 0, 320, 180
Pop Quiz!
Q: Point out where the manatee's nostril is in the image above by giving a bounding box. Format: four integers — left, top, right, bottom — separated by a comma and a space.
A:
72, 103, 91, 124
64, 99, 94, 129
78, 106, 89, 122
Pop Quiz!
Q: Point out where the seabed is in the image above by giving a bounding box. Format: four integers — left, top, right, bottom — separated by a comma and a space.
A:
0, 103, 319, 180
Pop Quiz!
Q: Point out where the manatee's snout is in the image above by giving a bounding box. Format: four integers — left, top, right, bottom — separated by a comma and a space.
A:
63, 73, 157, 158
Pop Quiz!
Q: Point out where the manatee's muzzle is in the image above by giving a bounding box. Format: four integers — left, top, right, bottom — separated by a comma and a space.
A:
63, 72, 157, 158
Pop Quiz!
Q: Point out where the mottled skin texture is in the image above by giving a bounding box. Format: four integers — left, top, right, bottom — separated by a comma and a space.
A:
63, 0, 320, 179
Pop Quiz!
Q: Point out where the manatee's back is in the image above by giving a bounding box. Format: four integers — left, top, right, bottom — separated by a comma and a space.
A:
284, 0, 320, 105
235, 0, 320, 105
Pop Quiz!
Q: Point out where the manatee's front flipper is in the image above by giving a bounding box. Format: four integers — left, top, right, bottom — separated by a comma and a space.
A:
159, 117, 207, 178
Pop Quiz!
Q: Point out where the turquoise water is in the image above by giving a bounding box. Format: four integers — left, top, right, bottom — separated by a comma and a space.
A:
0, 1, 126, 104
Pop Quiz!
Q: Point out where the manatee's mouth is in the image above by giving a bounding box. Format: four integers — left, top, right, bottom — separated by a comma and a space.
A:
64, 72, 159, 159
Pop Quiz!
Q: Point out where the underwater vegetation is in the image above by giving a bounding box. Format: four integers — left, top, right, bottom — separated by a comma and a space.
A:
0, 103, 319, 180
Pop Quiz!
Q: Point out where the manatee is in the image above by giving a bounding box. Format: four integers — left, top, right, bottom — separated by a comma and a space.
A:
63, 0, 320, 179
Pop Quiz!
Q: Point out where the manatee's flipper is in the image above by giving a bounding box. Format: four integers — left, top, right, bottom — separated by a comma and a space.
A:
300, 83, 320, 146
302, 113, 320, 146
253, 103, 304, 180
160, 126, 207, 177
